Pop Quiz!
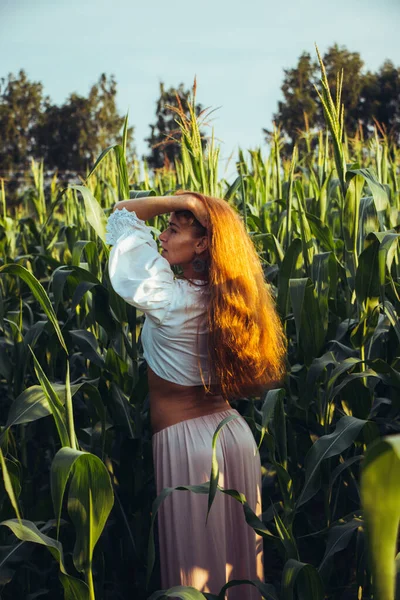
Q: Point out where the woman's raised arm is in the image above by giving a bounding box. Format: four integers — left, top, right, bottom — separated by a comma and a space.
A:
112, 194, 193, 221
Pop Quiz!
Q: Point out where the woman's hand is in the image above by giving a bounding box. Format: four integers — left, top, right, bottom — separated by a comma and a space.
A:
187, 195, 210, 229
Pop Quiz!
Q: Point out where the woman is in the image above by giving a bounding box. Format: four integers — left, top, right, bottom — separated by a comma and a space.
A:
105, 190, 287, 599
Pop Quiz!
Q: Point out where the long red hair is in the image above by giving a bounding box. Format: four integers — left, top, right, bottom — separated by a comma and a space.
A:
174, 190, 288, 400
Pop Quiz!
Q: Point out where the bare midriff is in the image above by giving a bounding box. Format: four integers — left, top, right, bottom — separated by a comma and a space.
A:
148, 366, 230, 435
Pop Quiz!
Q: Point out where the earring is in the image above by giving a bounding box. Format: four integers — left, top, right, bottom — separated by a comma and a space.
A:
192, 257, 207, 272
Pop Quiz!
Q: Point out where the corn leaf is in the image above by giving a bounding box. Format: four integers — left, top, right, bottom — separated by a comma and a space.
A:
70, 185, 108, 247
361, 436, 400, 600
277, 237, 302, 319
0, 450, 22, 521
0, 519, 89, 599
296, 416, 369, 508
206, 413, 241, 523
29, 346, 71, 448
50, 447, 114, 573
0, 264, 67, 354
289, 277, 325, 365
318, 516, 363, 579
281, 557, 324, 600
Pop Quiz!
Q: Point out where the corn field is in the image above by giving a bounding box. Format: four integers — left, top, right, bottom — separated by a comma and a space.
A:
1, 52, 400, 600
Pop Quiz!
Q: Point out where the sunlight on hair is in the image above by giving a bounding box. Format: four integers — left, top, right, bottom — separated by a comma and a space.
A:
174, 189, 288, 400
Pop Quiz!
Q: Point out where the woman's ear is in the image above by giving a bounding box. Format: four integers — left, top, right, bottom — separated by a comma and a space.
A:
196, 236, 208, 253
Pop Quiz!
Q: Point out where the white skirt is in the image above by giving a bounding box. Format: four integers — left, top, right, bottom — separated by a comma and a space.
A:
152, 408, 264, 599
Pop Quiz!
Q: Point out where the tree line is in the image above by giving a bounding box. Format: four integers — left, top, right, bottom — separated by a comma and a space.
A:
269, 44, 400, 151
0, 43, 398, 178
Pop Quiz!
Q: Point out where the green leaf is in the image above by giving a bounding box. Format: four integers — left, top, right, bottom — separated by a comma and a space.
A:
306, 212, 336, 253
376, 232, 400, 308
0, 382, 87, 445
281, 558, 324, 600
51, 264, 100, 312
294, 180, 314, 275
274, 462, 295, 515
113, 145, 130, 200
277, 237, 302, 319
223, 175, 244, 202
355, 231, 400, 312
79, 384, 108, 459
0, 264, 67, 353
71, 240, 99, 278
207, 414, 241, 523
361, 436, 400, 600
358, 196, 379, 254
110, 382, 135, 438
347, 167, 389, 215
326, 358, 362, 401
304, 352, 337, 410
85, 144, 120, 186
289, 278, 325, 365
50, 447, 114, 572
328, 456, 363, 492
0, 519, 89, 598
350, 306, 380, 349
0, 450, 22, 521
258, 388, 285, 453
28, 346, 71, 448
343, 172, 364, 254
331, 370, 378, 416
1, 519, 66, 569
382, 301, 400, 345
58, 573, 90, 600
318, 516, 363, 579
121, 112, 129, 158
70, 281, 98, 316
272, 503, 298, 560
257, 232, 285, 265
311, 252, 333, 336
296, 416, 368, 508
0, 519, 53, 585
69, 330, 105, 368
70, 185, 108, 246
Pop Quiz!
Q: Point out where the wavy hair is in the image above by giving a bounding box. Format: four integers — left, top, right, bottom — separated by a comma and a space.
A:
174, 189, 288, 400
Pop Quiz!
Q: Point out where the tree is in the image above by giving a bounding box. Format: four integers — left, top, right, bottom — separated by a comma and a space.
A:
144, 81, 206, 170
270, 44, 400, 147
87, 73, 135, 162
34, 73, 135, 174
0, 70, 50, 173
34, 93, 97, 172
361, 60, 400, 141
266, 52, 319, 144
0, 71, 135, 175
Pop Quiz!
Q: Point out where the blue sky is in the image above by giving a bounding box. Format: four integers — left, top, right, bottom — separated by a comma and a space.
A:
1, 0, 399, 179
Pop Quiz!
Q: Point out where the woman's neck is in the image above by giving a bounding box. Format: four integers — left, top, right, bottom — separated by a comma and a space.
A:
182, 265, 209, 281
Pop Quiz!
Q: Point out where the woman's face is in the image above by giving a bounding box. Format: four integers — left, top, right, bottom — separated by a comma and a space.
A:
158, 212, 208, 267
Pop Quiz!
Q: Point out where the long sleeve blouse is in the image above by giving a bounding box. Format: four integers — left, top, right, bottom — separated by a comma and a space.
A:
106, 207, 216, 386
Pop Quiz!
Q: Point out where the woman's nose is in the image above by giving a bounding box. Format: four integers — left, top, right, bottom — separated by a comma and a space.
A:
159, 231, 166, 242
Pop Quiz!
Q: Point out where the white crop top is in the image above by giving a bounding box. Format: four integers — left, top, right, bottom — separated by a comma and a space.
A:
105, 207, 217, 386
